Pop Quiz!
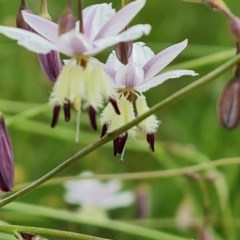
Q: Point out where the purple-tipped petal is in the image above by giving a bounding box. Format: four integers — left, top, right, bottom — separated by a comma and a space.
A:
136, 69, 198, 92
22, 11, 58, 43
51, 105, 61, 128
146, 133, 155, 152
88, 106, 98, 131
63, 101, 71, 122
143, 39, 188, 81
96, 0, 146, 38
0, 114, 14, 192
109, 98, 121, 115
0, 26, 56, 54
38, 50, 62, 82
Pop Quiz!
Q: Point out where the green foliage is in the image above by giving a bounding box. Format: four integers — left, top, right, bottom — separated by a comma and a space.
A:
1, 0, 240, 239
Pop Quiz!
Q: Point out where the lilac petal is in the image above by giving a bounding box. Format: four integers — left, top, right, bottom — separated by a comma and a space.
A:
104, 64, 116, 80
96, 0, 146, 38
136, 70, 198, 92
105, 52, 123, 72
58, 30, 92, 56
0, 26, 56, 54
143, 39, 188, 81
86, 24, 151, 56
129, 42, 154, 67
115, 64, 144, 88
83, 3, 115, 40
22, 11, 58, 43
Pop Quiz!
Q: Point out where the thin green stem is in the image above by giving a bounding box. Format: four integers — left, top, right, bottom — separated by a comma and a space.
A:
3, 202, 192, 240
13, 157, 240, 191
0, 54, 239, 208
0, 224, 107, 240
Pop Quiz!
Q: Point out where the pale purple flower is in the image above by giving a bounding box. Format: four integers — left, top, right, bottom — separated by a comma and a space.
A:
0, 113, 14, 192
64, 171, 134, 210
0, 0, 151, 57
101, 40, 198, 159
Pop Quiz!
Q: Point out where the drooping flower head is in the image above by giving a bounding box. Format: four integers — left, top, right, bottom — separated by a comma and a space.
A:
0, 113, 14, 192
101, 40, 198, 160
0, 0, 151, 142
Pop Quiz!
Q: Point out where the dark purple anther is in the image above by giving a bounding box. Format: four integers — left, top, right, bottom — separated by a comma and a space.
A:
0, 114, 14, 192
51, 105, 61, 128
109, 98, 121, 115
100, 123, 108, 138
88, 106, 97, 131
19, 233, 36, 240
117, 133, 128, 154
63, 100, 71, 122
113, 137, 120, 156
146, 133, 155, 152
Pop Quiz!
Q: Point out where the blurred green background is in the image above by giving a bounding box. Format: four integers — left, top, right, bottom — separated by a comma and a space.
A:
0, 0, 240, 239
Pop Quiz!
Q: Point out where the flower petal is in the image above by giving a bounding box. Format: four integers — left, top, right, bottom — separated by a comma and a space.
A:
83, 3, 115, 40
58, 30, 93, 56
22, 11, 58, 43
0, 26, 56, 54
129, 42, 155, 67
115, 63, 144, 88
96, 0, 146, 38
85, 24, 151, 56
143, 39, 188, 81
136, 69, 198, 92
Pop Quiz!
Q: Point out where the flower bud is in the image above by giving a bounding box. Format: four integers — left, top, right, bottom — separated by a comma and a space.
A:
16, 0, 33, 30
58, 3, 76, 35
116, 41, 133, 65
229, 16, 240, 41
217, 79, 240, 130
0, 113, 14, 192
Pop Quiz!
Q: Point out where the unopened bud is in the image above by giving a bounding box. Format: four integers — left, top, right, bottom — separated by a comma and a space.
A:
116, 41, 133, 65
217, 79, 240, 130
40, 0, 51, 20
58, 4, 76, 35
16, 0, 32, 30
229, 16, 240, 41
0, 113, 14, 192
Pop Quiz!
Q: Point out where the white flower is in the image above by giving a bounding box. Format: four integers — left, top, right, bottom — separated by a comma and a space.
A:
0, 1, 151, 57
101, 40, 198, 158
64, 171, 134, 212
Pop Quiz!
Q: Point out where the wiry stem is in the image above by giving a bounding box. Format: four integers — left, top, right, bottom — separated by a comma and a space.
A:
78, 0, 84, 32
